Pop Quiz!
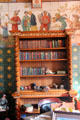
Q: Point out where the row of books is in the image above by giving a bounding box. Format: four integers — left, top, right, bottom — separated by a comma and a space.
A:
20, 67, 67, 76
20, 67, 46, 76
19, 51, 66, 60
19, 39, 65, 49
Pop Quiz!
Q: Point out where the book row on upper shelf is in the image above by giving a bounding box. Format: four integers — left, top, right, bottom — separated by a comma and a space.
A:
19, 51, 66, 60
19, 39, 66, 49
20, 67, 67, 76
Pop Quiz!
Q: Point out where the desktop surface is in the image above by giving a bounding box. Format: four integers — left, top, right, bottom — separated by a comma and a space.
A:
52, 111, 80, 120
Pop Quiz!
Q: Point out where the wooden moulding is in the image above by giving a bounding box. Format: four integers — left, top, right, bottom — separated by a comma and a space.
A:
12, 89, 68, 98
10, 29, 74, 38
2, 0, 79, 3
0, 0, 76, 3
12, 89, 77, 99
10, 30, 67, 38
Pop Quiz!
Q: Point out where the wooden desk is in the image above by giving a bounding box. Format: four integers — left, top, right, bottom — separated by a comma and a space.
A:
0, 110, 8, 120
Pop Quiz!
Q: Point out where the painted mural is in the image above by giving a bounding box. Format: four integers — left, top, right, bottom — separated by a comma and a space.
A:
0, 2, 80, 44
0, 1, 80, 99
0, 2, 80, 33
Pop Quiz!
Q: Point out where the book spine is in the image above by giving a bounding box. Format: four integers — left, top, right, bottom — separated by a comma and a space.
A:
48, 52, 51, 59
41, 52, 45, 59
20, 66, 22, 76
29, 52, 32, 60
52, 40, 55, 48
50, 40, 52, 48
41, 67, 46, 75
33, 52, 36, 60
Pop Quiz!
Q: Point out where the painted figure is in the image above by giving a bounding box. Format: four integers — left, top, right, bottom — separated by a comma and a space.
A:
53, 13, 67, 30
28, 11, 37, 31
0, 22, 8, 39
33, 0, 41, 8
10, 10, 21, 31
0, 13, 1, 25
71, 14, 80, 29
0, 94, 8, 110
21, 11, 31, 31
38, 11, 51, 31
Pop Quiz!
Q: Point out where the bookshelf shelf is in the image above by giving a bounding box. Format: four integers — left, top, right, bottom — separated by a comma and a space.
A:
20, 59, 67, 62
11, 30, 72, 120
20, 47, 66, 51
13, 89, 68, 98
20, 74, 67, 78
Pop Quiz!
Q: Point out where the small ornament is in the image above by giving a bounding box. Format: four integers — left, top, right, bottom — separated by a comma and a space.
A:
53, 83, 58, 89
20, 86, 24, 90
60, 84, 64, 89
24, 86, 28, 90
36, 86, 42, 91
27, 85, 31, 90
30, 83, 36, 90
46, 68, 54, 74
43, 86, 50, 92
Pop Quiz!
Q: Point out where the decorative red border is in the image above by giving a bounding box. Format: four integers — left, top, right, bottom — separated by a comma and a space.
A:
32, 0, 42, 8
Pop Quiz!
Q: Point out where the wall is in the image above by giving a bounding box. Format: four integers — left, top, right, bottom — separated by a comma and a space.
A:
0, 1, 80, 99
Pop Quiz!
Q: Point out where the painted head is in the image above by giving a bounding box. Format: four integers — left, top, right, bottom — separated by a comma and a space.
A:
55, 13, 61, 19
73, 14, 79, 20
43, 11, 47, 16
4, 22, 8, 26
24, 11, 28, 16
14, 10, 20, 16
28, 11, 32, 15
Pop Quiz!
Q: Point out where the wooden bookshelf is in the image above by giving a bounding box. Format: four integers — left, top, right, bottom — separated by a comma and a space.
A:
11, 30, 73, 120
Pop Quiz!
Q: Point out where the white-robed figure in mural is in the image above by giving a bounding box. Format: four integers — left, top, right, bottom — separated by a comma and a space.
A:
0, 22, 8, 39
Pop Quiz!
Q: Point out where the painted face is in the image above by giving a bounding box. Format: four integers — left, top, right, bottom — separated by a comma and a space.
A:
55, 13, 60, 19
44, 11, 47, 16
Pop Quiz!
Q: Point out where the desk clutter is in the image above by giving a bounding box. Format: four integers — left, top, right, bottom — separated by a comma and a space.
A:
20, 96, 80, 120
20, 104, 39, 113
0, 94, 11, 120
21, 110, 80, 120
21, 112, 52, 120
0, 94, 9, 112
